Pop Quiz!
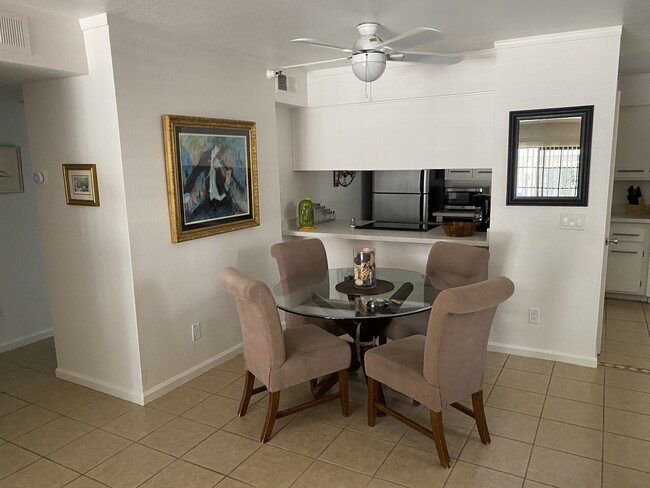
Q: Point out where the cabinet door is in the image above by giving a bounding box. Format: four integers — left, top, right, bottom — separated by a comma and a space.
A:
614, 106, 650, 180
606, 241, 645, 294
445, 169, 474, 180
473, 169, 492, 180
292, 93, 495, 170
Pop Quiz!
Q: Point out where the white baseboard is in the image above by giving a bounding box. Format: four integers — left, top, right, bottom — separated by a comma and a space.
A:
0, 329, 53, 353
143, 342, 244, 404
488, 341, 598, 368
56, 368, 145, 405
55, 343, 244, 406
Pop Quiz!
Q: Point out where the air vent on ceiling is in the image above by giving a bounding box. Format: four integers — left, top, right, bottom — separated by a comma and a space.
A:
0, 11, 31, 55
276, 73, 296, 93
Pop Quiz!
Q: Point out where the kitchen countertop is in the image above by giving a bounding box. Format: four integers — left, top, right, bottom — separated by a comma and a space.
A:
282, 220, 489, 247
611, 212, 650, 224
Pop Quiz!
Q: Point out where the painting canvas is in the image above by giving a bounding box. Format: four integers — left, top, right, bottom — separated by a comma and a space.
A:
0, 146, 24, 194
163, 115, 259, 242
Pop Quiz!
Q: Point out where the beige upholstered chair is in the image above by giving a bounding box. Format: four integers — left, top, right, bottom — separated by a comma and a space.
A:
381, 242, 490, 341
365, 276, 514, 468
270, 238, 348, 337
219, 267, 351, 442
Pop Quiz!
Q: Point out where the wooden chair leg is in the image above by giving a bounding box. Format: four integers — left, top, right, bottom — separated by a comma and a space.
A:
367, 377, 378, 426
472, 390, 491, 445
338, 369, 350, 417
239, 370, 255, 416
261, 391, 281, 442
430, 410, 451, 468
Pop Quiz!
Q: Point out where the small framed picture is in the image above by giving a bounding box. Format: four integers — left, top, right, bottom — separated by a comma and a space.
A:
0, 146, 24, 194
62, 164, 100, 206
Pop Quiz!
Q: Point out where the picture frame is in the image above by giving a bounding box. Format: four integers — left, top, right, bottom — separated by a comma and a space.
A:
62, 164, 100, 206
163, 114, 260, 243
0, 146, 24, 194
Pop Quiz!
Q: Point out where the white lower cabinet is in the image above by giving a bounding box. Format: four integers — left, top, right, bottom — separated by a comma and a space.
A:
606, 224, 649, 295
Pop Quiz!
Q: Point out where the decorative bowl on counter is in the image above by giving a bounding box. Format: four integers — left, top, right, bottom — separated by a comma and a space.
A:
442, 221, 477, 237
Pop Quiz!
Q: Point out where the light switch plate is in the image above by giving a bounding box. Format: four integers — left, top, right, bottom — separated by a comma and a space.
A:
560, 213, 586, 231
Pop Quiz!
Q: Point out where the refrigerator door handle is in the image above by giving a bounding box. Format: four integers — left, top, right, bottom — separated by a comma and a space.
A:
421, 194, 429, 223
421, 170, 428, 194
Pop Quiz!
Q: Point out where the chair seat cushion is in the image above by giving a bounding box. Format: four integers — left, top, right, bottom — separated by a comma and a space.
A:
381, 310, 430, 341
364, 335, 442, 411
268, 324, 351, 391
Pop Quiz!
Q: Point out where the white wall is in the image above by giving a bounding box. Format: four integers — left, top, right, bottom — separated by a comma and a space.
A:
0, 87, 52, 351
0, 1, 87, 78
276, 105, 366, 223
619, 73, 650, 106
489, 27, 621, 366
107, 16, 283, 398
22, 16, 143, 402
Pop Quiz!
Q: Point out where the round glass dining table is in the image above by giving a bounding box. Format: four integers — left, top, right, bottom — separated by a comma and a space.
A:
270, 267, 439, 322
271, 267, 440, 401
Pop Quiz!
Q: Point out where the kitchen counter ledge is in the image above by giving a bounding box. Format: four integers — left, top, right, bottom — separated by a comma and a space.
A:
610, 213, 650, 224
282, 220, 489, 247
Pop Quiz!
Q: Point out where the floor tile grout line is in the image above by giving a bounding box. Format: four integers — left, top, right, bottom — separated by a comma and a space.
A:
522, 359, 555, 484
450, 457, 528, 483
601, 365, 608, 488
603, 460, 650, 476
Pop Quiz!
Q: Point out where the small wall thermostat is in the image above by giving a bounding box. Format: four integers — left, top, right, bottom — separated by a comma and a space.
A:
32, 170, 48, 185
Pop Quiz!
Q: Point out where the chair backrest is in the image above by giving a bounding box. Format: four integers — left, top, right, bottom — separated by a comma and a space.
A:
423, 276, 514, 405
270, 238, 329, 280
270, 239, 329, 329
219, 267, 285, 385
426, 242, 489, 288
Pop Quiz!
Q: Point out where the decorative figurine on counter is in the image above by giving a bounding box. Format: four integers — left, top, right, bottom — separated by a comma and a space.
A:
298, 198, 316, 231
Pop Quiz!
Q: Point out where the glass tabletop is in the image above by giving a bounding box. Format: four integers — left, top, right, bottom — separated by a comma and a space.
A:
270, 267, 440, 321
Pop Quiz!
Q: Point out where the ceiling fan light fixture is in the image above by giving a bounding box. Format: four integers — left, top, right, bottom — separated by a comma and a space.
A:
351, 52, 386, 82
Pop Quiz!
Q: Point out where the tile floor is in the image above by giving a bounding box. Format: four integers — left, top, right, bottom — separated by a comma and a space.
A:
0, 299, 649, 487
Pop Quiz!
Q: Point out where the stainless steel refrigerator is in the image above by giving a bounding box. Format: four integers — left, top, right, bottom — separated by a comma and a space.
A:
360, 170, 445, 231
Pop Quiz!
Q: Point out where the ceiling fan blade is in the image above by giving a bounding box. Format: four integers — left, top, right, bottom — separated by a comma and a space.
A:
275, 56, 351, 71
290, 38, 353, 53
376, 27, 442, 52
375, 27, 442, 51
389, 51, 462, 65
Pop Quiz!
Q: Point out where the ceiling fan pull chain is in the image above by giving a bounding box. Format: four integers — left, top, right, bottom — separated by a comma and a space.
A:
364, 54, 373, 102
365, 80, 373, 102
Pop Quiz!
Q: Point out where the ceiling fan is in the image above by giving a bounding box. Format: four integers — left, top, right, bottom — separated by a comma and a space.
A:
266, 22, 461, 83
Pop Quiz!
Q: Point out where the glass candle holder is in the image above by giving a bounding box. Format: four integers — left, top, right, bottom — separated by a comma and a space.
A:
353, 247, 376, 289
298, 198, 315, 230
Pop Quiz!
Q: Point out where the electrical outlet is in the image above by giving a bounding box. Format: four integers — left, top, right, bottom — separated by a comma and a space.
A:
528, 308, 540, 324
0, 305, 4, 321
191, 322, 201, 341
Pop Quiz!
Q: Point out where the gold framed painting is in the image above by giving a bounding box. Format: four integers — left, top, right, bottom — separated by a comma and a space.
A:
62, 164, 100, 206
163, 114, 259, 243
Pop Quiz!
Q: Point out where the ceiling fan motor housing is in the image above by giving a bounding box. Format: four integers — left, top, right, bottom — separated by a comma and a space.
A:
354, 22, 382, 51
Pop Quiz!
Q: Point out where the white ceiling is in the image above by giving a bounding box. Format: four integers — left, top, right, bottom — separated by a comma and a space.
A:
5, 0, 650, 76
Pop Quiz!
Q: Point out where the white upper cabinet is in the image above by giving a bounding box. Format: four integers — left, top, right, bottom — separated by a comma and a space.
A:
444, 168, 493, 181
614, 105, 650, 180
293, 92, 495, 170
292, 54, 496, 171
